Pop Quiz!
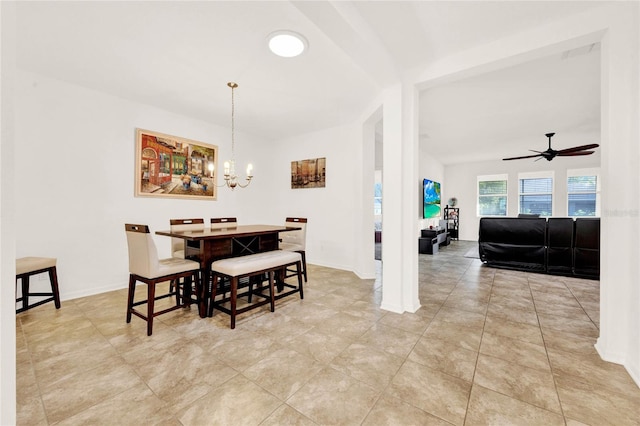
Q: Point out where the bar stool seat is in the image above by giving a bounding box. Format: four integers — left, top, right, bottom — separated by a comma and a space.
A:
16, 257, 61, 313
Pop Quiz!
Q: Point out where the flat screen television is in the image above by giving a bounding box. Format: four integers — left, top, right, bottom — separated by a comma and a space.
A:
423, 178, 441, 218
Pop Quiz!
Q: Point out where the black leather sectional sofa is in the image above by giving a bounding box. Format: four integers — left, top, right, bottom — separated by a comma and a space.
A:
478, 217, 600, 279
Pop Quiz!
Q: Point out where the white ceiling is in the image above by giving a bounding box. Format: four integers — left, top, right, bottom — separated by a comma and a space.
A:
15, 1, 603, 163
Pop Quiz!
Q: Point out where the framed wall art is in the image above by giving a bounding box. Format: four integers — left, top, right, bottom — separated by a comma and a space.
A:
291, 157, 326, 189
135, 128, 218, 200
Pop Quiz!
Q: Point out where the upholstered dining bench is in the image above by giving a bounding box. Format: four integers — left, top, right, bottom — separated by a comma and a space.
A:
208, 250, 304, 329
16, 257, 61, 313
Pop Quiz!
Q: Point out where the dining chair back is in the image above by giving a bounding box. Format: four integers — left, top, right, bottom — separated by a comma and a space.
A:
210, 217, 238, 230
280, 217, 308, 282
124, 224, 202, 335
170, 218, 204, 258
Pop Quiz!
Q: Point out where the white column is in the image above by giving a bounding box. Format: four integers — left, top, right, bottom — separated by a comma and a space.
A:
380, 83, 421, 313
595, 4, 640, 386
0, 1, 18, 423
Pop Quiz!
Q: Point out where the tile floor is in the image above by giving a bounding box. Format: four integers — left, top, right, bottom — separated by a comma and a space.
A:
16, 241, 640, 425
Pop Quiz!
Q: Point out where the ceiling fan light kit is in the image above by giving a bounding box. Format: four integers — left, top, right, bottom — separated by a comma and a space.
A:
503, 132, 599, 162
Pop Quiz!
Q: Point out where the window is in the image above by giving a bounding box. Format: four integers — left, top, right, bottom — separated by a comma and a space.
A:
519, 172, 553, 216
478, 174, 508, 216
374, 182, 382, 215
567, 168, 599, 216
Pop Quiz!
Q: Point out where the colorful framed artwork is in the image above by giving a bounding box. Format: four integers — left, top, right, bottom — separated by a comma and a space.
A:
135, 128, 218, 200
291, 157, 326, 189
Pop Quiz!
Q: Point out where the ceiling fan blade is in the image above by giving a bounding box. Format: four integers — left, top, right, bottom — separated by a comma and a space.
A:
556, 144, 599, 154
557, 150, 595, 156
502, 153, 544, 161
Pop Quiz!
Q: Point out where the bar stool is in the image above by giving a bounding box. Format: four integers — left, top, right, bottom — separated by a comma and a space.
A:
125, 224, 202, 336
280, 217, 308, 282
169, 218, 204, 304
16, 257, 61, 313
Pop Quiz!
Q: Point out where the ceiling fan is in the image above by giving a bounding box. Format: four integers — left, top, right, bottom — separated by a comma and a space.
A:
503, 133, 599, 161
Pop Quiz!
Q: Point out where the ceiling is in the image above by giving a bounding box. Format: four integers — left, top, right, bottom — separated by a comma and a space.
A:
14, 1, 603, 164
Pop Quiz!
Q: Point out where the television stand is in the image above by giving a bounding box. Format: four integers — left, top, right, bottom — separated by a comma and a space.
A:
419, 228, 449, 254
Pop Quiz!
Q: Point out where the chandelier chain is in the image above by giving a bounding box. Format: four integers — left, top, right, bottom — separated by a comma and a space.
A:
230, 83, 235, 158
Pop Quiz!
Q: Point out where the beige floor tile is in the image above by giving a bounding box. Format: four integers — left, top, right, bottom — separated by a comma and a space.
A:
489, 293, 535, 311
474, 354, 561, 413
407, 336, 478, 381
356, 322, 421, 358
362, 393, 452, 425
532, 292, 583, 309
433, 306, 486, 330
331, 342, 405, 389
547, 347, 640, 397
243, 347, 324, 400
40, 362, 145, 423
286, 367, 380, 425
555, 374, 640, 426
480, 332, 550, 372
276, 299, 339, 323
378, 310, 433, 334
465, 384, 565, 425
346, 299, 388, 322
387, 359, 471, 425
18, 247, 636, 426
313, 310, 375, 339
538, 313, 599, 338
487, 303, 540, 326
423, 318, 483, 351
283, 326, 353, 364
55, 383, 176, 426
534, 302, 591, 321
198, 329, 281, 372
483, 314, 544, 346
442, 297, 488, 315
16, 380, 46, 426
260, 404, 316, 426
541, 328, 599, 356
178, 375, 281, 426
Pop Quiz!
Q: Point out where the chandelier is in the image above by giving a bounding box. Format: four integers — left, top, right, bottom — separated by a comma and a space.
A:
221, 82, 253, 189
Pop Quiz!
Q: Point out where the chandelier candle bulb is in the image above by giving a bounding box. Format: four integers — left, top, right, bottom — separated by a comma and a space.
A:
247, 164, 253, 176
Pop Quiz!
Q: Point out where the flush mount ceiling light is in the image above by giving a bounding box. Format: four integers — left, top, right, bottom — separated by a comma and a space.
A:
268, 30, 308, 58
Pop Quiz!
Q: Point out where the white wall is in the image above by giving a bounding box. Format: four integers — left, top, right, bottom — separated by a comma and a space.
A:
264, 123, 359, 272
1, 2, 17, 423
445, 154, 600, 241
15, 68, 367, 299
14, 70, 267, 301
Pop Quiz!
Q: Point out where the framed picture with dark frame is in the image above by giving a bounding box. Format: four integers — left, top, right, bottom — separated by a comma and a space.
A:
135, 128, 218, 200
291, 157, 326, 189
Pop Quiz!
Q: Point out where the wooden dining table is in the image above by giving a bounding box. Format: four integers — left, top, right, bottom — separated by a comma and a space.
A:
155, 224, 300, 316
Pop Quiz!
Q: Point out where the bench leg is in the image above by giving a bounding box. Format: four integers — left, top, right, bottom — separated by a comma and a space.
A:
20, 275, 30, 312
268, 271, 275, 312
230, 277, 238, 329
208, 273, 219, 317
49, 266, 61, 309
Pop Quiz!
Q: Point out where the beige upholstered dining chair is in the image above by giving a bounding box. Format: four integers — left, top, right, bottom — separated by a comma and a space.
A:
169, 218, 204, 304
279, 217, 308, 282
170, 218, 204, 259
210, 217, 238, 230
124, 224, 202, 336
